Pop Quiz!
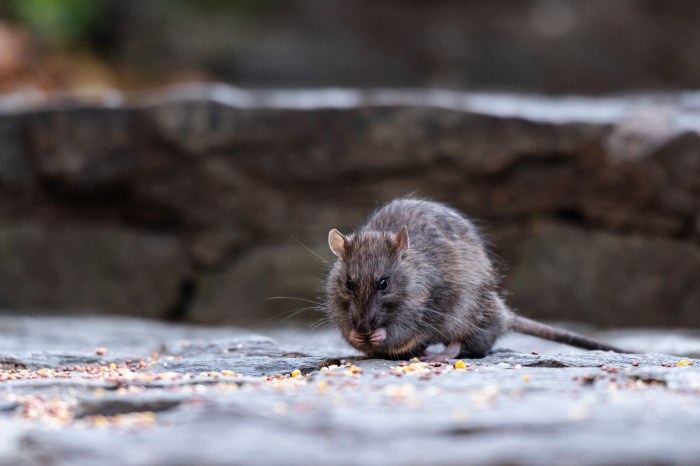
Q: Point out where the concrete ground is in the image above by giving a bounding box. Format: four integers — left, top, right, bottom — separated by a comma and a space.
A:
0, 316, 698, 466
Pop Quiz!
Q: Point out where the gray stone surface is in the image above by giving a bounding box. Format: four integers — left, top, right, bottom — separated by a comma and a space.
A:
0, 223, 189, 317
0, 316, 699, 466
0, 117, 32, 187
508, 222, 700, 326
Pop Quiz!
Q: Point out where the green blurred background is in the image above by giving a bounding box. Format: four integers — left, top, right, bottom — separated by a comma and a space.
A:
3, 0, 700, 94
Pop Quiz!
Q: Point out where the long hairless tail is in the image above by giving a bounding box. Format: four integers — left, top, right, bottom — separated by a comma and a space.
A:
510, 315, 627, 353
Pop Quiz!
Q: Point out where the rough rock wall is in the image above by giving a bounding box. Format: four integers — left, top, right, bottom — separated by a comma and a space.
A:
1, 85, 698, 326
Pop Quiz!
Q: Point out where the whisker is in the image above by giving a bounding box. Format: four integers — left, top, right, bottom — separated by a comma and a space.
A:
266, 296, 323, 305
281, 307, 317, 320
263, 306, 323, 326
415, 318, 444, 336
292, 235, 328, 264
309, 318, 335, 331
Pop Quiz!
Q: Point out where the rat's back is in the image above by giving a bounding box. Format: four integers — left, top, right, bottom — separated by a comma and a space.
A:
364, 198, 484, 256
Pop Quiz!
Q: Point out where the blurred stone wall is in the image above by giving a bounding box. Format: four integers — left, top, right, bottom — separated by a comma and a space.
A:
0, 85, 698, 327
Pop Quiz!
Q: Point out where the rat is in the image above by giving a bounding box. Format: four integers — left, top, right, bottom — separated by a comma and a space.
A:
324, 198, 625, 360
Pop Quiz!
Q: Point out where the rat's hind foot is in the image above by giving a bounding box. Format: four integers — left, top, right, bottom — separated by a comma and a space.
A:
419, 342, 462, 362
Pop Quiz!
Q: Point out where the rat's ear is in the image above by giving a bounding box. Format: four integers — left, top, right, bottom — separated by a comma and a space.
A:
328, 229, 350, 258
394, 225, 409, 254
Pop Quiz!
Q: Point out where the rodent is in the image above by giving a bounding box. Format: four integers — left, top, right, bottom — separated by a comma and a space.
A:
324, 198, 625, 360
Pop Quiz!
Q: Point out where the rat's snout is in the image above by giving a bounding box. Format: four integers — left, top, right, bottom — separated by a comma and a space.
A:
349, 328, 386, 347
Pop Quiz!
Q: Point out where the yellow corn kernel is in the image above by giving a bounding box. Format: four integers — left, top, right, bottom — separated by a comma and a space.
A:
89, 415, 110, 428
454, 360, 467, 369
317, 380, 329, 392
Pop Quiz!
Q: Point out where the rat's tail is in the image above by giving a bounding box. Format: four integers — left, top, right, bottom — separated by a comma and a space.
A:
510, 315, 627, 353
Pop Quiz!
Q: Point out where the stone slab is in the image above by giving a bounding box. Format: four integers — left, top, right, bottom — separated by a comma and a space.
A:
0, 317, 699, 466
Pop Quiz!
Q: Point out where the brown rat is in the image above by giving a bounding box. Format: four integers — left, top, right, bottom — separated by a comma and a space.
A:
324, 198, 625, 360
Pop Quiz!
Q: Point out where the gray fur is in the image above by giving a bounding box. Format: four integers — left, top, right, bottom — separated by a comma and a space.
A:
325, 198, 511, 359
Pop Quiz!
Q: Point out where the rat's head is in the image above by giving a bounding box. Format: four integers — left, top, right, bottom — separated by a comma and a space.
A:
324, 226, 425, 358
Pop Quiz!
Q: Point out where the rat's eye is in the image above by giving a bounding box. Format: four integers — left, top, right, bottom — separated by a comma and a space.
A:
377, 277, 388, 290
346, 279, 355, 291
